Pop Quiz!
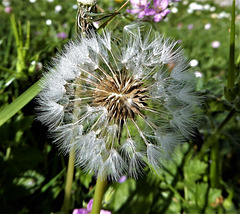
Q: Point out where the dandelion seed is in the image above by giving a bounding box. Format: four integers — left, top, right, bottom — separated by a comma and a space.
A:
37, 24, 200, 181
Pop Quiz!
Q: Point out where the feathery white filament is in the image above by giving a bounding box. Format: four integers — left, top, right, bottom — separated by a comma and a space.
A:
36, 24, 200, 181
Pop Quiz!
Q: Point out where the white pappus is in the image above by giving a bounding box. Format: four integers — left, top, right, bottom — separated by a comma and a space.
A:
36, 24, 201, 181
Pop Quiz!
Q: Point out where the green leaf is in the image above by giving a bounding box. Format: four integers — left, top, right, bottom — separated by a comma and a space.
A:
184, 159, 208, 183
41, 169, 65, 193
109, 179, 136, 212
0, 78, 43, 127
13, 170, 45, 194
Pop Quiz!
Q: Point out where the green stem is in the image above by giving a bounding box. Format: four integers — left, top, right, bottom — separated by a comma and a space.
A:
92, 176, 107, 214
228, 0, 235, 89
98, 0, 129, 30
195, 109, 235, 160
209, 136, 219, 188
62, 149, 75, 214
209, 109, 235, 187
225, 0, 236, 101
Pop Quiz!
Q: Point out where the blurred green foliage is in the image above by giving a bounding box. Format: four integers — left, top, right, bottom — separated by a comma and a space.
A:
0, 0, 240, 213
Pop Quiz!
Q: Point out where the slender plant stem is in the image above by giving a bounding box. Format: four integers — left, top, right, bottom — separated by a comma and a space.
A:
98, 0, 129, 30
195, 109, 235, 160
209, 135, 219, 188
228, 0, 235, 90
209, 109, 236, 187
209, 0, 236, 187
91, 176, 107, 214
62, 149, 75, 214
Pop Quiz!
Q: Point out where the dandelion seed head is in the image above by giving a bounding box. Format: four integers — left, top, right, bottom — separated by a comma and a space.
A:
37, 25, 200, 181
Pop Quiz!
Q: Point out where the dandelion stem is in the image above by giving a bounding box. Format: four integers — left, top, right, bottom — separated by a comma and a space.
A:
92, 176, 107, 214
62, 149, 75, 214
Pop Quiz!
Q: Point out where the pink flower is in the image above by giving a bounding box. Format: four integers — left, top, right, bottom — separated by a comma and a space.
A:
127, 0, 150, 18
73, 199, 111, 214
127, 0, 171, 22
188, 24, 194, 30
118, 175, 127, 183
211, 41, 220, 48
57, 32, 67, 39
151, 0, 171, 22
4, 6, 12, 13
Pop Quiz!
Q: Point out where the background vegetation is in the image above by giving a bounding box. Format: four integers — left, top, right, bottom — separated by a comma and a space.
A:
0, 0, 240, 213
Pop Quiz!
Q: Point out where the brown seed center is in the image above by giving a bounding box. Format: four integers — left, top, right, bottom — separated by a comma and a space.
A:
93, 74, 149, 124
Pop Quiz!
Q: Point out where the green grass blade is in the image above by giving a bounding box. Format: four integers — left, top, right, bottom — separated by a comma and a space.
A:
0, 78, 43, 127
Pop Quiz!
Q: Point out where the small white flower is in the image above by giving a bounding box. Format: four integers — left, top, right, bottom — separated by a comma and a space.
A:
29, 0, 36, 3
218, 12, 230, 19
37, 25, 200, 181
171, 7, 178, 13
189, 2, 203, 11
72, 4, 78, 10
40, 11, 46, 16
187, 8, 193, 14
210, 6, 216, 12
46, 19, 52, 26
203, 4, 210, 10
2, 0, 10, 7
190, 59, 199, 67
55, 5, 62, 13
204, 23, 211, 30
194, 71, 203, 78
211, 41, 221, 48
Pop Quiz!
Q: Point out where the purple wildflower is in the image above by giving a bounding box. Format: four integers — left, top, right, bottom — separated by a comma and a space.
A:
151, 0, 171, 22
127, 0, 173, 22
4, 6, 12, 13
72, 208, 87, 214
187, 24, 194, 30
57, 32, 67, 39
73, 199, 111, 214
127, 0, 150, 18
118, 175, 127, 183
